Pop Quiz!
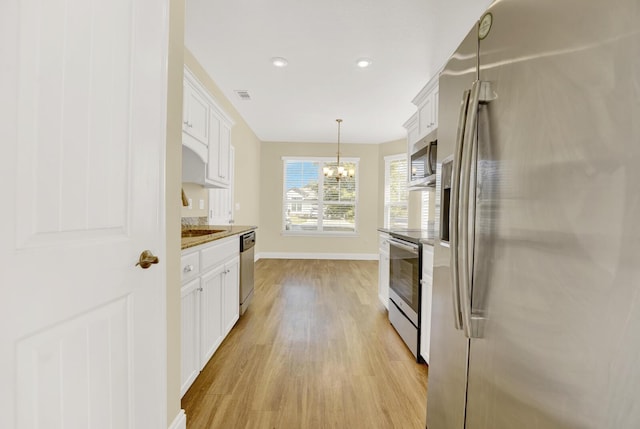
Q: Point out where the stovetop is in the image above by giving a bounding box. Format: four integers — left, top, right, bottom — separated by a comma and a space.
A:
377, 228, 435, 245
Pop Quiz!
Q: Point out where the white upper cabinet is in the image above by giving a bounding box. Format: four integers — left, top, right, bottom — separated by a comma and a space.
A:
412, 76, 439, 142
207, 115, 231, 187
403, 113, 419, 149
209, 146, 235, 226
183, 79, 210, 146
182, 67, 234, 189
405, 71, 441, 149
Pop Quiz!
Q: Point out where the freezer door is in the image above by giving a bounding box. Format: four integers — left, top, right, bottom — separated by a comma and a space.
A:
426, 24, 477, 429
465, 0, 640, 428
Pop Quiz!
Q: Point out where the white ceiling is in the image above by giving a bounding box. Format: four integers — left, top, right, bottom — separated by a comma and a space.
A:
185, 0, 439, 144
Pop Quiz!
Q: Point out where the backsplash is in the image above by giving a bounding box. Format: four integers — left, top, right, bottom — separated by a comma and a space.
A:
181, 182, 209, 218
181, 216, 208, 228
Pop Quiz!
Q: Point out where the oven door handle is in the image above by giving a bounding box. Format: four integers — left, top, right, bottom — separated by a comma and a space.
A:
388, 238, 419, 254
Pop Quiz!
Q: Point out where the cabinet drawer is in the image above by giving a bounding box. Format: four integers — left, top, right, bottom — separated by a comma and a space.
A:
200, 236, 239, 271
181, 252, 200, 282
422, 245, 434, 277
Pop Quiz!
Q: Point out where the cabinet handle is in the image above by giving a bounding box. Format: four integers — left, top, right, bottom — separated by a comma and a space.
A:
197, 287, 203, 292
188, 122, 193, 128
183, 264, 194, 273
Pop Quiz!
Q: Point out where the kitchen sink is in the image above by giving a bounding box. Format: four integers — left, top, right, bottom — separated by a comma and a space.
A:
181, 229, 226, 238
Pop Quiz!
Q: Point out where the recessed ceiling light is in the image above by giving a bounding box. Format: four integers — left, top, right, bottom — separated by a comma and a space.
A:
356, 58, 372, 68
271, 57, 288, 68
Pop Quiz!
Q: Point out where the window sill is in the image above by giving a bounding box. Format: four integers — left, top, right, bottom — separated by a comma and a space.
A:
281, 231, 359, 238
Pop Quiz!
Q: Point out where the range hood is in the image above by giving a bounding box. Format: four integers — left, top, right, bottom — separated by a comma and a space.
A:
182, 145, 217, 188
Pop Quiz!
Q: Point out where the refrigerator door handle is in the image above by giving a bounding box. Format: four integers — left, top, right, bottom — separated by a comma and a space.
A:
459, 80, 494, 339
450, 89, 470, 331
458, 80, 480, 338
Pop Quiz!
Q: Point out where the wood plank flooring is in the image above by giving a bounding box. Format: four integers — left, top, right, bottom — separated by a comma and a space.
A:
181, 259, 428, 429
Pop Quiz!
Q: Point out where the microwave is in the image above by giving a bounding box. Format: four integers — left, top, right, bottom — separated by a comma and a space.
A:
410, 136, 437, 187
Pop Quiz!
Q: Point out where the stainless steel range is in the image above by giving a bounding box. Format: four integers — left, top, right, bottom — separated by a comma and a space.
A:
387, 230, 429, 362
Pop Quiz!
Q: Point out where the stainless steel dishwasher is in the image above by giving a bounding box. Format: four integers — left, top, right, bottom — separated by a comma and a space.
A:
239, 231, 256, 315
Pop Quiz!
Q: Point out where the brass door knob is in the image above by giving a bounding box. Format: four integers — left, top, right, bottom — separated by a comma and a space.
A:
136, 250, 159, 269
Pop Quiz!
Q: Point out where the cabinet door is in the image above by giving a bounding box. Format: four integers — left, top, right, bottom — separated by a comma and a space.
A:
180, 278, 201, 396
378, 234, 390, 309
206, 114, 231, 188
209, 147, 234, 225
432, 87, 439, 130
199, 265, 224, 368
378, 251, 390, 309
419, 95, 433, 136
222, 256, 240, 335
420, 246, 434, 363
207, 112, 221, 184
182, 81, 190, 132
218, 123, 231, 184
184, 81, 209, 145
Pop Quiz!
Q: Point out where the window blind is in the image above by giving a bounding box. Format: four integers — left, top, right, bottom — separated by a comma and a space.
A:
384, 154, 408, 229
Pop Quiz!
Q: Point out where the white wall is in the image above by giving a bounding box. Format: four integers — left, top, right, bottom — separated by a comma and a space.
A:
424, 0, 494, 81
259, 141, 380, 258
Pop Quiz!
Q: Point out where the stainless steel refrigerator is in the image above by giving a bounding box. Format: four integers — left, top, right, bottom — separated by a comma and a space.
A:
428, 0, 640, 428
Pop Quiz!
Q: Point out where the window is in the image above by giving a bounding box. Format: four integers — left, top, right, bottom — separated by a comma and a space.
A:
384, 154, 408, 229
283, 157, 359, 234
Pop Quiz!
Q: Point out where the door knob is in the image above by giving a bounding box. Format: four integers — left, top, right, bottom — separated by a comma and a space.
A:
136, 250, 159, 269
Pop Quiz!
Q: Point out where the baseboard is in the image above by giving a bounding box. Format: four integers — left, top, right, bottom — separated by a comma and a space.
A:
168, 409, 186, 429
257, 252, 378, 261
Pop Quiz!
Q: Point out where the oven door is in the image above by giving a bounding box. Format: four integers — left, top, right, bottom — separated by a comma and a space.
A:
389, 238, 420, 324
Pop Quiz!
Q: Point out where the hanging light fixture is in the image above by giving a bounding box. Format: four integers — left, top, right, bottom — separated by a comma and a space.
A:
323, 119, 355, 181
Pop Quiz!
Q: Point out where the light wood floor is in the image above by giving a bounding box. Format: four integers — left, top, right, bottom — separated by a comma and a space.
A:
182, 259, 428, 429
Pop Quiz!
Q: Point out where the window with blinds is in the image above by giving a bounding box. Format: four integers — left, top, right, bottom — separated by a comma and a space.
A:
384, 154, 408, 229
283, 158, 358, 234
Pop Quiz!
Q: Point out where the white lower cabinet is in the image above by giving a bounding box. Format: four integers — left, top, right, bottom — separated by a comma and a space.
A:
222, 256, 240, 334
180, 278, 200, 395
420, 244, 434, 364
378, 232, 390, 309
180, 236, 240, 396
199, 265, 224, 366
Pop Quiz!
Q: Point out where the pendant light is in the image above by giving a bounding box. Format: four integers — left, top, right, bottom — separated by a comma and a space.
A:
323, 119, 355, 181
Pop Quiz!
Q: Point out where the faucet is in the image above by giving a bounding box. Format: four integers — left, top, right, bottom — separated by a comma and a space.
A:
181, 188, 189, 207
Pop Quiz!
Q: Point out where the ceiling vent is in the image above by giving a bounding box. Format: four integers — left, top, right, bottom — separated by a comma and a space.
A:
234, 90, 251, 101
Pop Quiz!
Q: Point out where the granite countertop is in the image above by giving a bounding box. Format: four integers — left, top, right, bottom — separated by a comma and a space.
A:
181, 225, 257, 250
377, 227, 435, 246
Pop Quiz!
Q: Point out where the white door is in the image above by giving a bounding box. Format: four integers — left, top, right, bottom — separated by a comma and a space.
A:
0, 0, 169, 428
